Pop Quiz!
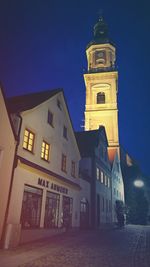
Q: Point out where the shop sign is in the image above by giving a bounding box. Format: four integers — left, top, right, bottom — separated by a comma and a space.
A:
38, 178, 68, 195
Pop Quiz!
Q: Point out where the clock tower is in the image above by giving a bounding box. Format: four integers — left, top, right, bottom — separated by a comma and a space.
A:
84, 16, 120, 156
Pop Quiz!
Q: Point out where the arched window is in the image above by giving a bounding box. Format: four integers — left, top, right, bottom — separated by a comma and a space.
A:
97, 92, 105, 104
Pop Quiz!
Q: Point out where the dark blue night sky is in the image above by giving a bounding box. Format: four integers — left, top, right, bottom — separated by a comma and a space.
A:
0, 0, 150, 176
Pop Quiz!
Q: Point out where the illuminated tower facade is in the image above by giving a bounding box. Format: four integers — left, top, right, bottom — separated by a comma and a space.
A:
84, 16, 119, 155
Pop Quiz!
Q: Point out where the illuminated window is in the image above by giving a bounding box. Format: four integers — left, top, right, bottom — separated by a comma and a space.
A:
47, 110, 54, 127
23, 129, 35, 152
63, 126, 67, 139
97, 92, 105, 104
104, 174, 107, 186
102, 197, 105, 212
100, 171, 104, 183
109, 200, 111, 212
71, 161, 76, 177
106, 199, 108, 213
96, 167, 100, 180
41, 141, 50, 161
61, 154, 67, 172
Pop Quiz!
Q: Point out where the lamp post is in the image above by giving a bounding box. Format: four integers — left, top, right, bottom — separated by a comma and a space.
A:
130, 178, 148, 225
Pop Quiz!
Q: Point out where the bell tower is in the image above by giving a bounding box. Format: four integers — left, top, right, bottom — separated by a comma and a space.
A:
84, 16, 119, 154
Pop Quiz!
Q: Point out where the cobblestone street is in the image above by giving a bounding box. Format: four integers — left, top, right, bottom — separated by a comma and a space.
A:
0, 225, 150, 267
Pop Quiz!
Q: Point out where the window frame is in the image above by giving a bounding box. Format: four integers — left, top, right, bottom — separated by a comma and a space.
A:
71, 161, 76, 177
97, 92, 105, 104
20, 185, 42, 229
23, 128, 35, 153
100, 170, 104, 183
41, 140, 50, 162
47, 110, 54, 127
57, 99, 61, 110
96, 167, 100, 181
63, 126, 68, 140
61, 153, 67, 173
44, 191, 60, 228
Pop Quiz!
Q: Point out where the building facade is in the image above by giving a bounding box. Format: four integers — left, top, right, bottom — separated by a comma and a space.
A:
83, 16, 125, 223
0, 86, 17, 245
84, 16, 119, 155
111, 153, 125, 223
76, 127, 112, 229
3, 89, 90, 248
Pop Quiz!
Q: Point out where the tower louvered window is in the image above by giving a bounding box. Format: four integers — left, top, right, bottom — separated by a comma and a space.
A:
97, 92, 105, 104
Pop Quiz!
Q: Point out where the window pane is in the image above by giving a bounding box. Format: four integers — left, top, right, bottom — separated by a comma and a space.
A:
23, 142, 27, 148
25, 130, 29, 136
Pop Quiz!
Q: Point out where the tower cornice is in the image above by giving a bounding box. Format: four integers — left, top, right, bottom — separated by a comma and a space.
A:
84, 71, 118, 82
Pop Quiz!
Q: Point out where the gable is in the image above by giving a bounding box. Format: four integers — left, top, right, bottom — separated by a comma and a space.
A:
19, 91, 80, 160
0, 87, 16, 140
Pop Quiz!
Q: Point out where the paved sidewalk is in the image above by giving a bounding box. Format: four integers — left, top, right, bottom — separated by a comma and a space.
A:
0, 225, 150, 267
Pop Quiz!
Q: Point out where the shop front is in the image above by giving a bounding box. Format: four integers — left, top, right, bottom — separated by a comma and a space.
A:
4, 161, 81, 247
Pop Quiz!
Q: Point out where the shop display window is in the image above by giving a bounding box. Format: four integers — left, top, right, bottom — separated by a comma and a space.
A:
62, 196, 73, 228
20, 185, 42, 228
44, 191, 60, 228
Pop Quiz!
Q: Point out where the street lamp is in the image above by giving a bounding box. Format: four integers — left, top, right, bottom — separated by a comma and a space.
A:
133, 179, 144, 188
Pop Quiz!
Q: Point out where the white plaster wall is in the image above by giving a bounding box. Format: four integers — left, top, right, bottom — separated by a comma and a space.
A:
96, 181, 112, 223
0, 89, 16, 240
7, 164, 81, 228
5, 91, 92, 246
17, 92, 80, 184
111, 154, 125, 222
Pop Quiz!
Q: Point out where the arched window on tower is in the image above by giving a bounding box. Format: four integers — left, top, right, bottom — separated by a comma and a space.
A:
97, 92, 105, 104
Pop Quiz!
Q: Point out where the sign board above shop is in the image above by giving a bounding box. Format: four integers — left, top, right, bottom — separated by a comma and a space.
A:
38, 178, 68, 195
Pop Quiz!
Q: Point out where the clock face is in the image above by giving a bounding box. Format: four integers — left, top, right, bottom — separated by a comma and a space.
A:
95, 50, 106, 64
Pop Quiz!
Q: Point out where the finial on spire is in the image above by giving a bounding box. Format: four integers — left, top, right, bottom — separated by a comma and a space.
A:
98, 9, 103, 21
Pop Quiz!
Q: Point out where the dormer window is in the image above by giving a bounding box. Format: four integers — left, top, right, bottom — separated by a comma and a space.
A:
97, 92, 105, 104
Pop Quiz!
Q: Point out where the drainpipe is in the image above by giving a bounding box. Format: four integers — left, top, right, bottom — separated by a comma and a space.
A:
1, 114, 22, 249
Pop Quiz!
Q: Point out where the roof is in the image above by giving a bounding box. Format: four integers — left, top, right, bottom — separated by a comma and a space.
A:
75, 126, 107, 157
7, 89, 62, 113
86, 16, 115, 49
108, 148, 118, 164
0, 83, 18, 140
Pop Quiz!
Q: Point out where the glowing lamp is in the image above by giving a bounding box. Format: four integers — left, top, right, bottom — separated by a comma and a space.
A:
133, 180, 144, 188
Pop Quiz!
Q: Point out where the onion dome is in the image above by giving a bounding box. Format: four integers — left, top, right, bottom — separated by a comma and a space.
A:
87, 16, 114, 48
94, 16, 109, 41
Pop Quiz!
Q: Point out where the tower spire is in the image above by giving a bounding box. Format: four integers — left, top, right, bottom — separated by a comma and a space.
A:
98, 8, 103, 19
84, 15, 119, 153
